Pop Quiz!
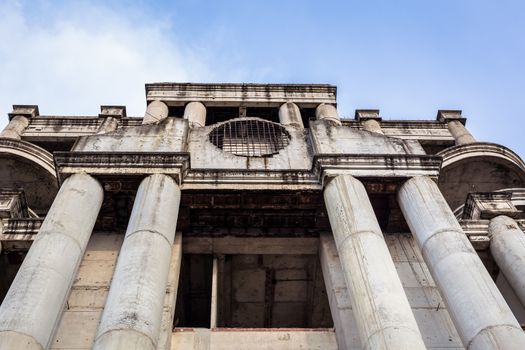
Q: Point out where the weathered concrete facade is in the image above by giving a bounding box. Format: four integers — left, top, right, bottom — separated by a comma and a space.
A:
0, 83, 524, 349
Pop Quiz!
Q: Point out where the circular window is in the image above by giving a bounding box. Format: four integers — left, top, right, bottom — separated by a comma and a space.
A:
209, 118, 291, 157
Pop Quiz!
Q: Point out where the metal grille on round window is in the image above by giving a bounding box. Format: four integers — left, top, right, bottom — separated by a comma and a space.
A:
209, 118, 291, 157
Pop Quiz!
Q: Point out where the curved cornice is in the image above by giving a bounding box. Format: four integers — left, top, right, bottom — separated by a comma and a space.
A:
438, 142, 525, 175
0, 138, 56, 177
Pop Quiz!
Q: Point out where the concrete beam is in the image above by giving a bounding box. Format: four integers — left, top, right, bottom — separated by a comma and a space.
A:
398, 176, 525, 349
0, 173, 103, 350
93, 174, 181, 350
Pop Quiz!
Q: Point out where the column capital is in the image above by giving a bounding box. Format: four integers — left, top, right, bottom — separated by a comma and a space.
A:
354, 109, 381, 121
99, 105, 126, 119
8, 105, 39, 121
436, 109, 466, 125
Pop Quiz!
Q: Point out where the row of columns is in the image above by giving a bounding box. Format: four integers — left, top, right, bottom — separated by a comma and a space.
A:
0, 173, 180, 350
325, 174, 525, 349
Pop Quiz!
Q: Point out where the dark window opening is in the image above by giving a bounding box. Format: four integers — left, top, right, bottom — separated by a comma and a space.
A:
300, 107, 316, 128
173, 253, 333, 329
245, 107, 279, 122
168, 106, 185, 118
174, 254, 213, 328
206, 107, 240, 125
0, 251, 25, 304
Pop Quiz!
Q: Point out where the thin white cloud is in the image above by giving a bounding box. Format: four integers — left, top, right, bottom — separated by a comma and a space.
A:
0, 0, 217, 127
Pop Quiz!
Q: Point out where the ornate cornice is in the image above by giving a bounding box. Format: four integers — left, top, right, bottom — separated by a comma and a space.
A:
145, 83, 337, 107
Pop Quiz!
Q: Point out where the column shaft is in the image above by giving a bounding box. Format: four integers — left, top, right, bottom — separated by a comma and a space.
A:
93, 174, 181, 350
448, 120, 476, 145
362, 119, 384, 134
316, 104, 341, 125
143, 100, 169, 125
279, 102, 304, 128
489, 215, 525, 306
0, 173, 103, 350
398, 176, 525, 349
183, 101, 206, 127
324, 175, 425, 350
0, 115, 30, 139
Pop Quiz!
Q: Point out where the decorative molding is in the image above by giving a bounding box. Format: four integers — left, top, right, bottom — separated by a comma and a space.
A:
145, 83, 337, 107
54, 152, 190, 184
438, 142, 525, 173
0, 138, 56, 177
54, 151, 441, 190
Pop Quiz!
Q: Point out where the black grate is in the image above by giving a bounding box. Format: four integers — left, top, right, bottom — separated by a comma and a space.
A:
209, 118, 291, 157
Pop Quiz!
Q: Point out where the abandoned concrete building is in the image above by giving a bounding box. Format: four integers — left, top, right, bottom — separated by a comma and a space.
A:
0, 83, 525, 350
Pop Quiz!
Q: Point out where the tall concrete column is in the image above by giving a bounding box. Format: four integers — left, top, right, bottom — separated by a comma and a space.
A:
279, 102, 303, 128
0, 173, 103, 350
324, 175, 425, 350
183, 101, 207, 127
0, 115, 30, 139
143, 100, 169, 125
316, 103, 341, 125
398, 176, 525, 349
93, 174, 181, 350
489, 215, 525, 306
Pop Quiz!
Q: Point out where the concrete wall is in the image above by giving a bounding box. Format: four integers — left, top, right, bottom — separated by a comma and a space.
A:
322, 233, 463, 350
50, 232, 180, 350
73, 118, 188, 153
310, 120, 426, 155
188, 122, 312, 170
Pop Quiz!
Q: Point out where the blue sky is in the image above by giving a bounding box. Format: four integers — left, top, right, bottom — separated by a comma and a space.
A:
1, 0, 524, 156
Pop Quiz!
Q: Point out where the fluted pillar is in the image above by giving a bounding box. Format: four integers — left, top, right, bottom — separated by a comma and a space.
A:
324, 175, 425, 350
489, 215, 525, 306
0, 173, 103, 350
398, 176, 525, 349
93, 174, 181, 350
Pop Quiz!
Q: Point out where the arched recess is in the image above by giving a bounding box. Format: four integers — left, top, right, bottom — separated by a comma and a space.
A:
0, 138, 58, 216
438, 142, 525, 211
